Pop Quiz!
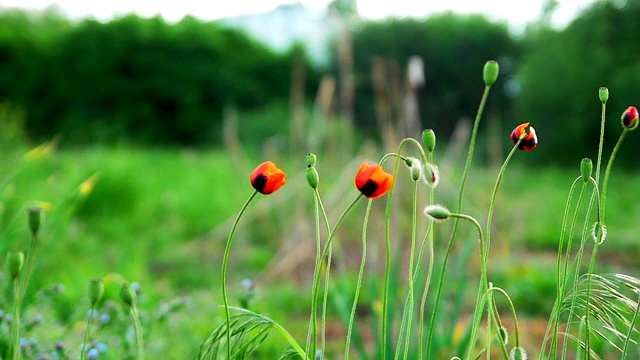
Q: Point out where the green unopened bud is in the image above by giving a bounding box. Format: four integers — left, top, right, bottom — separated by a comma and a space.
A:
599, 87, 609, 104
306, 153, 317, 167
120, 283, 136, 307
424, 205, 450, 221
509, 347, 527, 360
592, 222, 607, 244
498, 326, 509, 344
6, 249, 24, 279
483, 60, 499, 86
580, 158, 592, 182
409, 159, 422, 181
306, 165, 319, 189
422, 163, 440, 188
28, 207, 42, 236
422, 129, 436, 153
89, 279, 105, 307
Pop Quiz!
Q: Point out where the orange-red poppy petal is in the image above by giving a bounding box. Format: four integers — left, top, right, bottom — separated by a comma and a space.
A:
355, 162, 394, 199
250, 161, 286, 195
510, 122, 538, 150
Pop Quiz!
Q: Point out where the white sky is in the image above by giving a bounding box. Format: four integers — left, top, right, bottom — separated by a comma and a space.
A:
0, 0, 597, 29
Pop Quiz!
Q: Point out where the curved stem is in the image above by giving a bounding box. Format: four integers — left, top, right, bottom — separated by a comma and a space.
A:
429, 84, 492, 356
80, 304, 97, 360
131, 306, 145, 360
309, 194, 363, 358
345, 200, 372, 360
221, 190, 259, 358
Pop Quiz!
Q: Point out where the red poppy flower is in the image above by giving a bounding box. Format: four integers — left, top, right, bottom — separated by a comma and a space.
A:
621, 106, 639, 130
355, 162, 394, 199
510, 122, 538, 150
250, 161, 286, 195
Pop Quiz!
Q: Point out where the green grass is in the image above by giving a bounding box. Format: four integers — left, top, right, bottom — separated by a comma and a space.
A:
1, 145, 639, 358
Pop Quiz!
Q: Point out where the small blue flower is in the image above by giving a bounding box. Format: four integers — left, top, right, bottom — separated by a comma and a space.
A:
96, 342, 108, 353
87, 348, 99, 359
99, 314, 111, 325
19, 338, 28, 349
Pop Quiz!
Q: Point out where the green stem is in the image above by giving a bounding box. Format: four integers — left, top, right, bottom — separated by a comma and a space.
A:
428, 83, 492, 356
221, 190, 259, 359
466, 139, 522, 359
310, 194, 363, 359
379, 138, 428, 359
345, 200, 372, 360
10, 277, 21, 360
585, 128, 628, 355
401, 180, 419, 360
317, 189, 332, 360
620, 291, 640, 360
131, 306, 145, 360
306, 189, 324, 356
417, 149, 436, 359
80, 305, 97, 360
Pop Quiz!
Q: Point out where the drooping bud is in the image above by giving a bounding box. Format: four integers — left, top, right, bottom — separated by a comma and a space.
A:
88, 279, 105, 307
580, 158, 592, 183
498, 326, 509, 344
6, 249, 24, 280
119, 283, 136, 307
422, 129, 436, 153
422, 163, 440, 188
599, 87, 609, 104
306, 165, 319, 189
509, 347, 527, 360
424, 205, 450, 221
591, 222, 607, 244
409, 159, 423, 181
306, 153, 317, 167
621, 106, 639, 130
28, 207, 42, 236
483, 60, 499, 86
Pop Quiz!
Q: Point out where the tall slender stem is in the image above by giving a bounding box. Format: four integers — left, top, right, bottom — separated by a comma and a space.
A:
221, 190, 259, 358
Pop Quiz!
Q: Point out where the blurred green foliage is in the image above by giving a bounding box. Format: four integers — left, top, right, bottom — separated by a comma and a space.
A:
515, 0, 640, 165
0, 0, 639, 157
0, 10, 315, 146
346, 13, 518, 138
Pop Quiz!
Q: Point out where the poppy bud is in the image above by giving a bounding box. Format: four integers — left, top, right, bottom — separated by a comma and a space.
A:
424, 205, 449, 221
28, 207, 42, 236
621, 106, 639, 130
599, 87, 609, 104
306, 165, 319, 189
592, 222, 607, 244
483, 60, 499, 86
6, 249, 24, 280
580, 158, 592, 182
422, 129, 436, 153
250, 161, 286, 195
409, 158, 422, 181
509, 347, 527, 360
510, 123, 538, 150
355, 162, 394, 199
89, 279, 104, 307
120, 283, 136, 307
306, 153, 317, 167
498, 326, 509, 344
422, 163, 440, 188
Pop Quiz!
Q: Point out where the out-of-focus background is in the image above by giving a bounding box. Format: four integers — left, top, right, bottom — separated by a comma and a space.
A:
1, 0, 640, 357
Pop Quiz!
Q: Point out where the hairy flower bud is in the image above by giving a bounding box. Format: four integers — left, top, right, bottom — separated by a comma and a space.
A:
28, 207, 42, 236
306, 165, 319, 189
89, 279, 105, 307
306, 153, 317, 167
509, 347, 527, 360
424, 205, 450, 221
483, 60, 499, 86
580, 158, 592, 183
120, 283, 136, 307
6, 249, 24, 279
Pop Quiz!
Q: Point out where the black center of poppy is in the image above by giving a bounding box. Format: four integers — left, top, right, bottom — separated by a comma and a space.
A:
359, 179, 379, 197
252, 174, 267, 193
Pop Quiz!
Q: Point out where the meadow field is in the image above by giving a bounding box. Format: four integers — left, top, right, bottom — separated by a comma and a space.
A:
3, 131, 640, 358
